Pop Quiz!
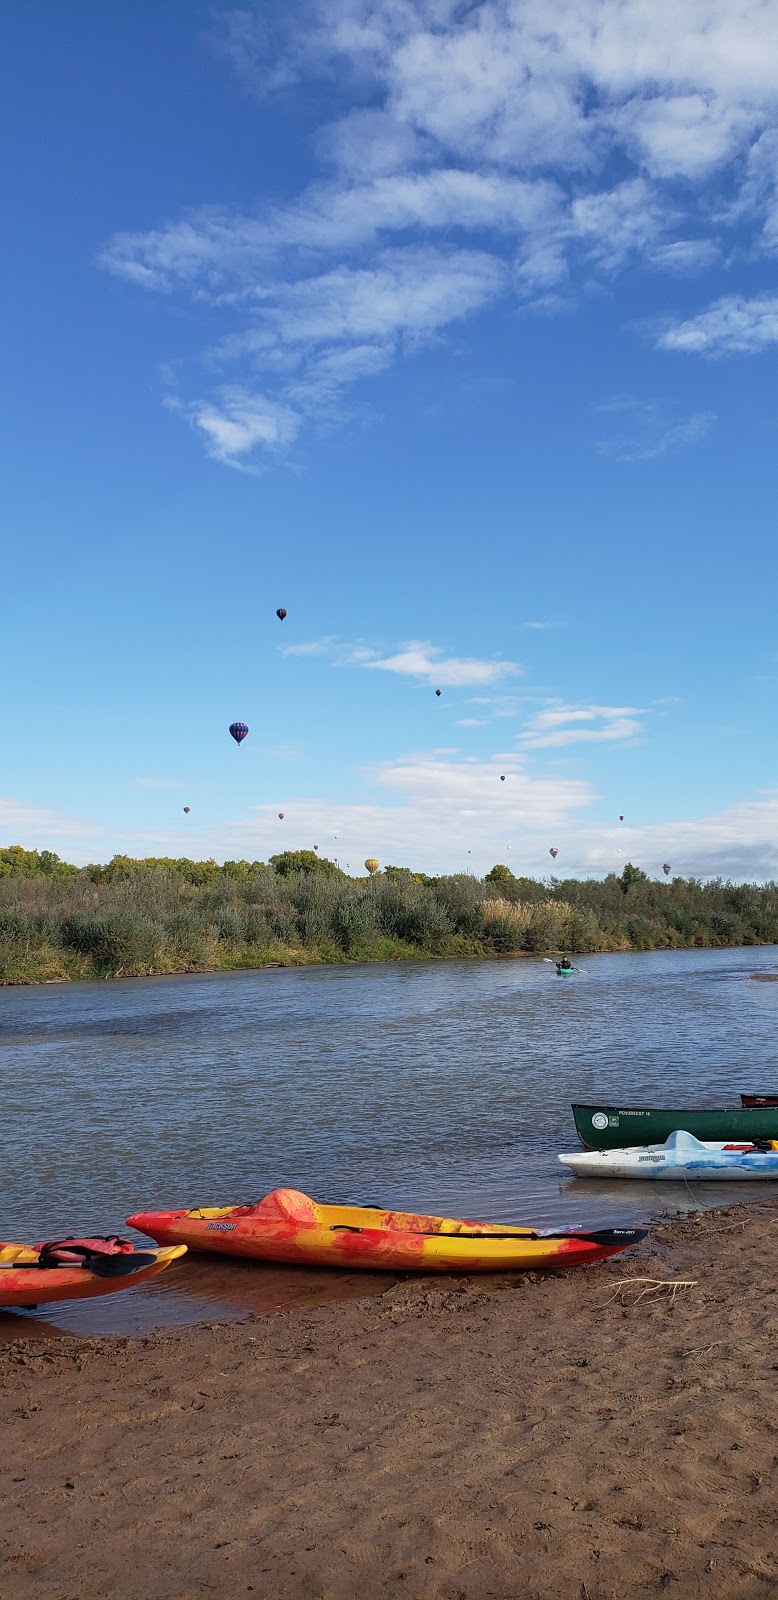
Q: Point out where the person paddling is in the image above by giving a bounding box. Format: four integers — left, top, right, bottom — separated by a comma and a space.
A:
556, 956, 574, 975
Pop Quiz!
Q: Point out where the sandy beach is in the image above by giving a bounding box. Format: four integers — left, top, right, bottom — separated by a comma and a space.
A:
2, 1201, 777, 1600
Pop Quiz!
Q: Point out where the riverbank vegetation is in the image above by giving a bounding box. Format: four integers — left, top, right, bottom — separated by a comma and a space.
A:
1, 846, 777, 983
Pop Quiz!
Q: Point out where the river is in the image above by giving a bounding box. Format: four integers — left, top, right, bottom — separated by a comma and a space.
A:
2, 946, 777, 1336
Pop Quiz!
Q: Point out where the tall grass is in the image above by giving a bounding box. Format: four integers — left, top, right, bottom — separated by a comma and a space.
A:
0, 847, 777, 983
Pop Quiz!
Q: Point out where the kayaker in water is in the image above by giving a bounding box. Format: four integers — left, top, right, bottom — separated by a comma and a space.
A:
556, 956, 574, 974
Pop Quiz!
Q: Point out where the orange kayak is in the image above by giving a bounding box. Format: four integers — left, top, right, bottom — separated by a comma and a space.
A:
128, 1188, 645, 1272
0, 1241, 186, 1308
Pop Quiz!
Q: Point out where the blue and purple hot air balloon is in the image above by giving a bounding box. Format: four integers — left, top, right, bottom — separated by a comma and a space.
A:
229, 722, 249, 746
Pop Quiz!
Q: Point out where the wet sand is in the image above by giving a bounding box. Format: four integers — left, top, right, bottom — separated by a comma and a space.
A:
2, 1202, 777, 1600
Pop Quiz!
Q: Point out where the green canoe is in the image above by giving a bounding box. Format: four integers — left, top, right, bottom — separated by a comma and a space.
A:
572, 1101, 778, 1150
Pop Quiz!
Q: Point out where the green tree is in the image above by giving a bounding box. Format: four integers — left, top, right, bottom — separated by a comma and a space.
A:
620, 863, 648, 893
485, 864, 515, 885
269, 850, 339, 878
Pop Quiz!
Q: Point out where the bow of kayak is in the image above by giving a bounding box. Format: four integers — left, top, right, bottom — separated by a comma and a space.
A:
128, 1188, 646, 1272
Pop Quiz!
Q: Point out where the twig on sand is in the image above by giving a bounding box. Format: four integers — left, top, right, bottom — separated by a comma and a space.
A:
599, 1277, 697, 1308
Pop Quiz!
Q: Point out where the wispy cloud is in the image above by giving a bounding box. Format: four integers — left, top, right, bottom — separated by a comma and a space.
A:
280, 636, 336, 657
363, 642, 521, 689
100, 0, 778, 465
655, 294, 778, 356
595, 395, 715, 460
134, 777, 182, 791
520, 620, 562, 631
518, 703, 644, 749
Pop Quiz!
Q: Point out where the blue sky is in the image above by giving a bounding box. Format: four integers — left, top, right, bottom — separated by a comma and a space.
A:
2, 0, 778, 878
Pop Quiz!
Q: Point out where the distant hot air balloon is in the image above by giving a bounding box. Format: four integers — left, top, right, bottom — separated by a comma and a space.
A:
183, 807, 190, 814
365, 858, 379, 875
278, 812, 284, 820
619, 815, 624, 822
276, 608, 287, 621
314, 845, 319, 851
549, 847, 559, 860
500, 775, 506, 782
435, 689, 442, 697
229, 722, 249, 746
663, 862, 671, 876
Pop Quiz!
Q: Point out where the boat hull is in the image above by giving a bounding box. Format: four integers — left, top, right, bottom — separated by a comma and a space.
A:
560, 1130, 778, 1180
129, 1189, 646, 1273
573, 1102, 778, 1150
0, 1244, 186, 1308
741, 1094, 778, 1107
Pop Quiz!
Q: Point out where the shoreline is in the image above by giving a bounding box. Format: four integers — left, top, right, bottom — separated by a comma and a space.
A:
2, 1199, 777, 1598
2, 937, 777, 988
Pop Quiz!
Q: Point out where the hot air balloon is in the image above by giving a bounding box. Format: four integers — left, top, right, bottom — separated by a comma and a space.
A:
500, 775, 506, 782
276, 608, 287, 621
278, 812, 285, 821
314, 845, 319, 851
183, 807, 190, 814
619, 815, 624, 822
549, 847, 559, 860
435, 689, 442, 697
663, 862, 671, 876
229, 722, 249, 746
365, 858, 379, 875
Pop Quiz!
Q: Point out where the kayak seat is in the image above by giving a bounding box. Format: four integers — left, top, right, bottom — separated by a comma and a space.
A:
240, 1189, 319, 1226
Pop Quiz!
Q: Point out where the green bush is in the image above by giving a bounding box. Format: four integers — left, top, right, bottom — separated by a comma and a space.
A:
0, 846, 776, 981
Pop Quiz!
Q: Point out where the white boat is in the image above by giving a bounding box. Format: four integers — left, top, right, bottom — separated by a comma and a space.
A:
558, 1128, 778, 1180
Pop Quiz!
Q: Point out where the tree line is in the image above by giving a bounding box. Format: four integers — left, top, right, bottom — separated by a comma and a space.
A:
0, 845, 776, 983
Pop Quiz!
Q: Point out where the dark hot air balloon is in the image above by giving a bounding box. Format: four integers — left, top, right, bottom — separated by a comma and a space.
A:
663, 862, 671, 876
276, 608, 287, 621
549, 847, 559, 860
435, 689, 442, 697
500, 775, 506, 781
183, 807, 190, 814
229, 722, 249, 746
314, 845, 319, 851
619, 815, 624, 821
278, 812, 285, 820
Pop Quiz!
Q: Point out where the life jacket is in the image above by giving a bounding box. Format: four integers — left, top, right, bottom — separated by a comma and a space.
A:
34, 1235, 137, 1270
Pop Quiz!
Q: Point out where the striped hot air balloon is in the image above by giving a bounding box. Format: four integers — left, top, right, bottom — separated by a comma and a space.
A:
364, 858, 379, 875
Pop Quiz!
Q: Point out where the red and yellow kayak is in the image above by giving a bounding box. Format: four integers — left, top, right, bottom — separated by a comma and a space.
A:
128, 1188, 645, 1273
0, 1240, 186, 1308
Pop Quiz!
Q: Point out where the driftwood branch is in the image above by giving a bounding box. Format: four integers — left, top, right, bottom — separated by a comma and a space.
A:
599, 1277, 697, 1308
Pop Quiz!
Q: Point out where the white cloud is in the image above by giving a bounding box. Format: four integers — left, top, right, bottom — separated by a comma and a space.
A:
594, 396, 716, 460
0, 796, 109, 848
518, 704, 645, 749
363, 642, 521, 688
280, 637, 337, 657
226, 767, 778, 882
155, 246, 506, 465
171, 386, 301, 468
101, 0, 778, 464
656, 294, 778, 356
5, 767, 778, 881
